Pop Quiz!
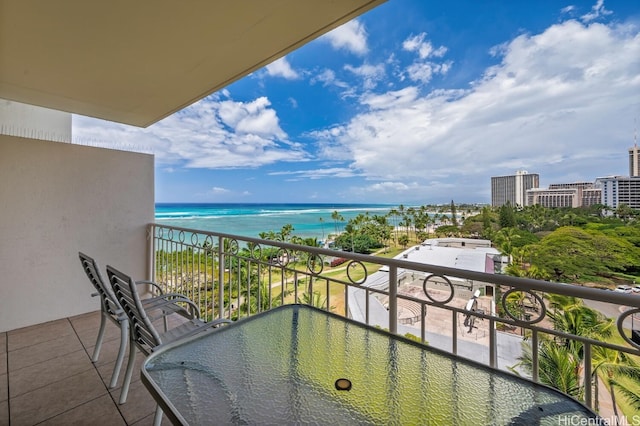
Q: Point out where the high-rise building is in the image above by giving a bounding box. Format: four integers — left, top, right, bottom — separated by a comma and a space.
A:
491, 170, 539, 207
629, 144, 640, 177
548, 182, 594, 190
581, 188, 603, 207
527, 188, 580, 208
595, 176, 640, 209
526, 185, 602, 208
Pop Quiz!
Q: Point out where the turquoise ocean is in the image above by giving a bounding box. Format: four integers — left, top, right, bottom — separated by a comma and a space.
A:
155, 203, 396, 241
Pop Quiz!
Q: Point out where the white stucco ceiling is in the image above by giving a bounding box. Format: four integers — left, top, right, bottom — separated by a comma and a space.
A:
0, 0, 385, 127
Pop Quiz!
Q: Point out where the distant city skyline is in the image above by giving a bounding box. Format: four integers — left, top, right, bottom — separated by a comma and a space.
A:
72, 0, 640, 205
490, 142, 640, 209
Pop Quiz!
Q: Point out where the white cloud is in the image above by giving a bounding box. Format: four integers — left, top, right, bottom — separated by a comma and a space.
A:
322, 20, 368, 55
400, 33, 451, 84
315, 18, 640, 201
311, 69, 350, 88
210, 187, 230, 194
402, 33, 447, 59
365, 181, 412, 192
405, 63, 434, 84
265, 57, 300, 79
581, 0, 612, 23
73, 94, 309, 169
268, 166, 362, 179
344, 63, 386, 90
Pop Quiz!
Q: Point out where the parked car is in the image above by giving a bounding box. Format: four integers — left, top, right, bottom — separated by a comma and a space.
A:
633, 285, 640, 293
615, 285, 633, 293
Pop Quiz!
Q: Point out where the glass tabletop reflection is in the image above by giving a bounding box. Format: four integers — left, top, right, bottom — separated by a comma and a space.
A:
142, 304, 598, 425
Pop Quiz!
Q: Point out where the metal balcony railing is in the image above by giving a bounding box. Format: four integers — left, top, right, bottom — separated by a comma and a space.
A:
147, 223, 640, 411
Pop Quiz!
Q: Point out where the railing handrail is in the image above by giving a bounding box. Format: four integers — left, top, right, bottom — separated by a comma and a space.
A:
149, 222, 640, 309
149, 222, 640, 411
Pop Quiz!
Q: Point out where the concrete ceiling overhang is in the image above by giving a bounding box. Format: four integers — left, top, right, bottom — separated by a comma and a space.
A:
0, 0, 385, 127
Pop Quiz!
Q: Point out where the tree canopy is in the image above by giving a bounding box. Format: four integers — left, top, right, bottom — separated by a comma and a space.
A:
526, 226, 640, 281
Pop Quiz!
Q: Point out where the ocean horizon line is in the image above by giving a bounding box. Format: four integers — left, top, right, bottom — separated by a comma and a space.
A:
155, 202, 400, 207
153, 202, 410, 239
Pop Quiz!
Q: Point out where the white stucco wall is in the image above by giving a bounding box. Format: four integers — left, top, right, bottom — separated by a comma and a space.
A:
0, 100, 72, 142
0, 135, 154, 332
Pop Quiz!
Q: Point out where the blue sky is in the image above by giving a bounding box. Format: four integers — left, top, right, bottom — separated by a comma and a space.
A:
73, 0, 640, 205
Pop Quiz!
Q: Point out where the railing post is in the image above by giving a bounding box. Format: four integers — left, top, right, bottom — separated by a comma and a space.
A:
365, 288, 370, 325
452, 310, 457, 355
531, 330, 539, 383
389, 265, 398, 334
489, 318, 497, 368
584, 343, 592, 409
421, 304, 426, 344
218, 236, 224, 319
147, 224, 155, 281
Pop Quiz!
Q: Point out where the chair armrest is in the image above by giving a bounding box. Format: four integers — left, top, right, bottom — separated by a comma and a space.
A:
144, 295, 201, 320
135, 280, 164, 296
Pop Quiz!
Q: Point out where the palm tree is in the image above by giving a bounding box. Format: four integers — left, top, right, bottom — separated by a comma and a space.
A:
591, 346, 640, 416
388, 208, 399, 244
398, 234, 409, 249
278, 224, 294, 242
400, 215, 412, 240
511, 295, 621, 406
513, 339, 582, 398
494, 227, 519, 264
504, 290, 527, 323
298, 291, 335, 311
525, 264, 549, 280
407, 206, 417, 239
331, 210, 344, 234
548, 305, 614, 356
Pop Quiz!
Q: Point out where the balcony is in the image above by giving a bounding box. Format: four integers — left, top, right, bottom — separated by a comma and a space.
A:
5, 1, 636, 423
2, 223, 639, 424
2, 311, 164, 425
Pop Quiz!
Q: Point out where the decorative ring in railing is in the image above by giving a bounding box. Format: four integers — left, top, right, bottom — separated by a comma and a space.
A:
190, 232, 199, 246
500, 288, 546, 325
422, 274, 455, 305
274, 248, 290, 266
178, 230, 185, 243
306, 254, 324, 276
224, 239, 239, 255
248, 243, 262, 260
346, 261, 367, 285
167, 228, 174, 240
156, 226, 164, 239
617, 308, 640, 350
203, 235, 214, 252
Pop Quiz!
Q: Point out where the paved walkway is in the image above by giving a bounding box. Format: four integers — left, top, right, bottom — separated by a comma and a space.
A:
348, 285, 524, 370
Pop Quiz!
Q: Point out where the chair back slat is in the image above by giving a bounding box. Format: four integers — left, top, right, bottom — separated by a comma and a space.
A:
79, 252, 121, 317
107, 265, 162, 351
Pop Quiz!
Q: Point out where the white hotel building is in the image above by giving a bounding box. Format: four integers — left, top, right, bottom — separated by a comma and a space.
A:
491, 170, 539, 207
595, 175, 640, 210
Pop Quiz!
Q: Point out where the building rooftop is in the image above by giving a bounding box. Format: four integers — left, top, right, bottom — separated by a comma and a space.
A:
409, 240, 500, 274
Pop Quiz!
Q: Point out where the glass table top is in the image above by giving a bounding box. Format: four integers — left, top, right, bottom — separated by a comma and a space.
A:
142, 304, 598, 425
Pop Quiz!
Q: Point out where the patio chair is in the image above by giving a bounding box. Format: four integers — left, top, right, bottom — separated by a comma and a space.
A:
106, 264, 231, 424
79, 252, 201, 390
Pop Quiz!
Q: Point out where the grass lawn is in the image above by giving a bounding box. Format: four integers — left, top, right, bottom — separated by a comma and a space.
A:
271, 245, 407, 314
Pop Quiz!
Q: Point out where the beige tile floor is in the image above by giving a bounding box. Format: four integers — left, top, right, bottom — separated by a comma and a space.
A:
2, 311, 171, 426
